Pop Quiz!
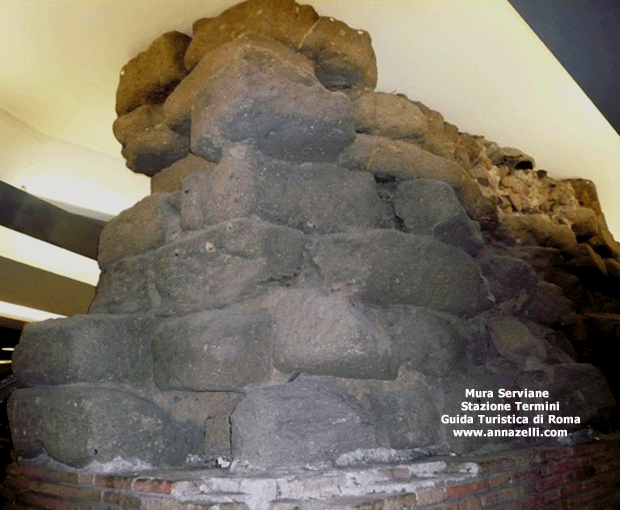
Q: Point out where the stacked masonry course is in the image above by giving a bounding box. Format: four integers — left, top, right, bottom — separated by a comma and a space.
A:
2, 439, 620, 509
7, 0, 620, 486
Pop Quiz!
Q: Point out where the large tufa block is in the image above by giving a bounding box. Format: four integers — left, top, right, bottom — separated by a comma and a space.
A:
230, 378, 378, 470
98, 192, 181, 265
351, 92, 428, 140
116, 31, 191, 117
312, 229, 490, 316
8, 386, 202, 469
113, 104, 189, 176
12, 314, 153, 386
385, 306, 465, 378
183, 34, 355, 163
273, 288, 397, 380
89, 253, 154, 314
181, 144, 387, 233
153, 308, 274, 391
154, 217, 306, 315
184, 0, 376, 97
393, 179, 484, 257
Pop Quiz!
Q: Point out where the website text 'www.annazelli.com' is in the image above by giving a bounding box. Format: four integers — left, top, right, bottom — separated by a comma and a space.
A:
445, 388, 578, 439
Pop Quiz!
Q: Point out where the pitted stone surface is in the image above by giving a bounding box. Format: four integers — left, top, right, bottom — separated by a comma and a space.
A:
113, 104, 189, 176
153, 218, 306, 315
151, 153, 217, 193
312, 229, 489, 316
393, 179, 484, 256
98, 193, 181, 264
12, 314, 153, 386
187, 35, 355, 163
89, 253, 154, 314
8, 386, 202, 468
181, 144, 387, 233
273, 288, 397, 380
230, 379, 379, 470
116, 31, 191, 116
154, 308, 273, 391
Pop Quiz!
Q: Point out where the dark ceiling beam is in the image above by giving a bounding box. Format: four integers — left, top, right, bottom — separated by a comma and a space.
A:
509, 0, 620, 136
0, 180, 105, 259
0, 255, 95, 317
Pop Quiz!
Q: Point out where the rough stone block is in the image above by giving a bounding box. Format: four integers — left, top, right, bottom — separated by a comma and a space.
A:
153, 217, 306, 315
501, 213, 578, 250
486, 144, 535, 170
189, 34, 355, 163
152, 390, 242, 457
154, 308, 274, 391
369, 382, 439, 450
384, 306, 464, 377
273, 288, 397, 380
116, 31, 191, 116
312, 229, 490, 316
519, 363, 616, 430
184, 0, 376, 97
182, 144, 387, 233
98, 193, 181, 265
184, 0, 320, 70
89, 253, 154, 314
12, 314, 153, 386
339, 134, 469, 189
393, 179, 484, 256
487, 316, 547, 366
230, 379, 378, 470
8, 386, 202, 469
298, 15, 377, 97
478, 255, 539, 306
352, 92, 428, 140
151, 153, 217, 193
113, 104, 189, 176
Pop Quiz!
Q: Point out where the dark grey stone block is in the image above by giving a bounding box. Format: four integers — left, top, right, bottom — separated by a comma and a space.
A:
98, 193, 181, 265
154, 217, 306, 315
154, 308, 274, 391
89, 253, 154, 314
385, 306, 465, 377
312, 229, 490, 316
12, 314, 153, 386
180, 144, 387, 234
230, 379, 378, 470
8, 386, 203, 468
394, 179, 484, 257
187, 34, 354, 163
273, 288, 397, 380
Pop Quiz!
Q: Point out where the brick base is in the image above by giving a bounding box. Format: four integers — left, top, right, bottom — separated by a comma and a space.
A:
2, 438, 620, 510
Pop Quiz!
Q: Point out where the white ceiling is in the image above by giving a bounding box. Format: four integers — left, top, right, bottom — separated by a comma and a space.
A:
1, 0, 619, 292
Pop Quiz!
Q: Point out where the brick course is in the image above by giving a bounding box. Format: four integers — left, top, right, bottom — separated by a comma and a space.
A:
2, 438, 619, 510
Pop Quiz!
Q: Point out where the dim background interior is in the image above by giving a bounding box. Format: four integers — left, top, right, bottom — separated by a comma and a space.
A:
0, 0, 619, 368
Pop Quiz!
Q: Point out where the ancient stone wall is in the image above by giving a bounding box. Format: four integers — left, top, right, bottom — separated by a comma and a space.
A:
8, 0, 619, 475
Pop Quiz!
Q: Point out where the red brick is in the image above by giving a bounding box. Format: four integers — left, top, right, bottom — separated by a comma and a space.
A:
489, 473, 511, 488
510, 467, 541, 482
540, 488, 560, 504
536, 473, 564, 492
559, 481, 583, 497
94, 474, 133, 490
540, 457, 582, 476
474, 458, 517, 473
132, 477, 174, 494
480, 488, 519, 507
514, 494, 545, 510
416, 486, 446, 505
445, 480, 490, 499
102, 489, 142, 508
15, 491, 94, 510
